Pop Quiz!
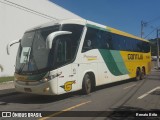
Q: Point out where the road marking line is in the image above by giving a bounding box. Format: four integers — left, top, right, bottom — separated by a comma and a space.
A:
124, 84, 137, 90
138, 86, 160, 99
39, 100, 91, 120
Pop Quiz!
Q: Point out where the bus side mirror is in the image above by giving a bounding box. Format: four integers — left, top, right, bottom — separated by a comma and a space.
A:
7, 39, 21, 55
46, 31, 72, 49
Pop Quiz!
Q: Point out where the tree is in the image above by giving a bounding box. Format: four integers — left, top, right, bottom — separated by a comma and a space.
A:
149, 38, 160, 56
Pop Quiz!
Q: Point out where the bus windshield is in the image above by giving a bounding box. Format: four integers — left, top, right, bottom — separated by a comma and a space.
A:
15, 24, 84, 75
15, 25, 60, 74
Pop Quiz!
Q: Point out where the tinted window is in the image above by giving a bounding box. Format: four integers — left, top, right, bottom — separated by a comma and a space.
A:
99, 30, 113, 49
16, 25, 60, 74
55, 36, 72, 67
62, 24, 84, 58
53, 24, 84, 68
82, 26, 150, 53
82, 27, 99, 52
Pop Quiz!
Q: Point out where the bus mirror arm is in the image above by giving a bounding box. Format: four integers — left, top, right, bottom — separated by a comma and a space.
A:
7, 39, 21, 55
46, 31, 72, 49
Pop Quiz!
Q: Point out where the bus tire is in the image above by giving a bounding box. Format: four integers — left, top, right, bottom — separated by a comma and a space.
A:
140, 67, 145, 80
136, 68, 141, 81
82, 74, 92, 94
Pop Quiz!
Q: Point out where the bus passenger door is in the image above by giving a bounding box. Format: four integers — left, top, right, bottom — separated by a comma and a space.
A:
55, 37, 77, 94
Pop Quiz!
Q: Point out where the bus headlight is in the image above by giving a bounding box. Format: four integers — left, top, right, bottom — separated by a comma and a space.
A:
40, 72, 62, 83
40, 77, 50, 83
43, 87, 50, 92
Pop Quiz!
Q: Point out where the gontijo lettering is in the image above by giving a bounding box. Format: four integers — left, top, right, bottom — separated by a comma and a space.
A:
128, 54, 143, 60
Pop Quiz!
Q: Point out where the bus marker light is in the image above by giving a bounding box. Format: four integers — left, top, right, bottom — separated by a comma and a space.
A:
40, 78, 49, 83
43, 87, 50, 92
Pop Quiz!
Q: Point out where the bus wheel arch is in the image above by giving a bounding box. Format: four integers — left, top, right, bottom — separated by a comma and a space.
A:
82, 72, 96, 94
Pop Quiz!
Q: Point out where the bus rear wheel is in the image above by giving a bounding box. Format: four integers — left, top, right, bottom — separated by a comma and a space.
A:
140, 67, 145, 80
82, 74, 92, 94
136, 68, 141, 81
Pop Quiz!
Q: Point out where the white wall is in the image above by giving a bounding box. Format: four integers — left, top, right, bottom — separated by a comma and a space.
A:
0, 0, 82, 76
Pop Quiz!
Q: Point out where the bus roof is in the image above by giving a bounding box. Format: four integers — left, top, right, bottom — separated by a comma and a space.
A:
26, 19, 86, 32
26, 19, 149, 42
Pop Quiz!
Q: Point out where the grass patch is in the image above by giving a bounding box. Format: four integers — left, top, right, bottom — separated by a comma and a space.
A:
0, 76, 14, 83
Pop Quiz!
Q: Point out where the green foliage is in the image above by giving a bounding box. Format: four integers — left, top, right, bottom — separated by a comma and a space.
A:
149, 39, 160, 56
0, 76, 14, 83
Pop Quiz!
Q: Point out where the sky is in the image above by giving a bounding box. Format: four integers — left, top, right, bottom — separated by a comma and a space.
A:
51, 0, 160, 40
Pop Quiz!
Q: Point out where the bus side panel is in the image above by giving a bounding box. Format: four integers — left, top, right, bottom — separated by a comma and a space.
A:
97, 49, 130, 85
56, 64, 81, 95
79, 50, 99, 87
80, 49, 130, 87
120, 51, 151, 78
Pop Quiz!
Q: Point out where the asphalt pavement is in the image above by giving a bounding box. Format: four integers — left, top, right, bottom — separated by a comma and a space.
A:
0, 81, 16, 98
0, 68, 159, 120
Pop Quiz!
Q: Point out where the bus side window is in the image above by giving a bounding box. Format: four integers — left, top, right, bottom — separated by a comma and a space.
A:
101, 31, 112, 49
82, 28, 113, 52
82, 27, 99, 52
56, 37, 72, 64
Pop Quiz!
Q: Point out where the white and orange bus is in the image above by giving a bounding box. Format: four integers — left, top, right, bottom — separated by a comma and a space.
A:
7, 19, 151, 95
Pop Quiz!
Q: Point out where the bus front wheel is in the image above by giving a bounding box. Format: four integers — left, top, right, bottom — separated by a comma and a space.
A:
82, 74, 92, 94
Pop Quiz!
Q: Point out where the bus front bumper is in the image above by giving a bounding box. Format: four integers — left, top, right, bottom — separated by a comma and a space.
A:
14, 80, 57, 95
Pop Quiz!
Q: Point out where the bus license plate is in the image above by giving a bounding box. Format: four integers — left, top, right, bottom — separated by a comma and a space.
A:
24, 88, 32, 92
